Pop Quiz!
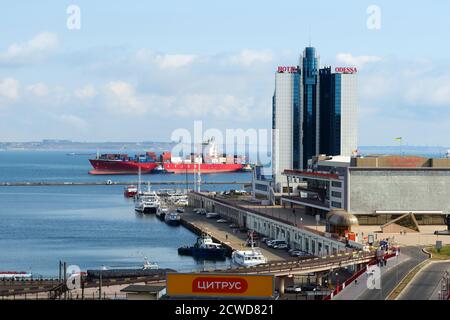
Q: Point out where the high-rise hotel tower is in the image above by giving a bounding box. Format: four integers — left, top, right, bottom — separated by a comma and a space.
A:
271, 47, 357, 191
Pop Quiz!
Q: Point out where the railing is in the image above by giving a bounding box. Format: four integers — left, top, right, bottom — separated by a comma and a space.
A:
323, 252, 397, 300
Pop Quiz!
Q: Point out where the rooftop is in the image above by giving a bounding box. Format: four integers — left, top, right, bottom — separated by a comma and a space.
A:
351, 155, 450, 168
120, 285, 166, 293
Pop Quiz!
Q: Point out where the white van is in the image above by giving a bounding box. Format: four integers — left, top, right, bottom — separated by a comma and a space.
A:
267, 240, 286, 248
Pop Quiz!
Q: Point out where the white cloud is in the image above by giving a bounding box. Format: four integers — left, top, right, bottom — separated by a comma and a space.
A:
227, 49, 273, 67
57, 114, 88, 130
155, 54, 196, 69
404, 76, 450, 107
0, 78, 20, 100
74, 85, 97, 99
0, 32, 59, 65
26, 82, 49, 97
133, 49, 196, 69
336, 53, 381, 68
103, 81, 145, 114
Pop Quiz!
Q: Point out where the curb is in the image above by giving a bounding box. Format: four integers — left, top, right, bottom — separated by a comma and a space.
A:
386, 248, 431, 300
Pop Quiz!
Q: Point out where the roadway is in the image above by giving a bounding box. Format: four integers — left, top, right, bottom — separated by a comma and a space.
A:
333, 246, 429, 300
357, 246, 429, 300
398, 260, 450, 300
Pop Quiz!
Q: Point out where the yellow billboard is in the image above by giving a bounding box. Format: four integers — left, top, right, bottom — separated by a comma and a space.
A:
166, 273, 274, 298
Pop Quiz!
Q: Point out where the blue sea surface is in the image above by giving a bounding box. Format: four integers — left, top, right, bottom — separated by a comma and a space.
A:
0, 151, 250, 277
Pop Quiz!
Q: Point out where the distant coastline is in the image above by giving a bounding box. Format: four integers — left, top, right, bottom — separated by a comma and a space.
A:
0, 140, 448, 157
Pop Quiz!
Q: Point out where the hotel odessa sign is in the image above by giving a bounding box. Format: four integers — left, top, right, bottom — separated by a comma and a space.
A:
335, 67, 358, 74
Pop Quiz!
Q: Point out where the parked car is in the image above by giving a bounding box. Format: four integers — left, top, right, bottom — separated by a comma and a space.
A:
176, 199, 188, 206
229, 223, 239, 229
197, 209, 207, 215
273, 243, 288, 249
267, 240, 286, 248
301, 284, 321, 292
261, 237, 271, 244
206, 212, 219, 219
285, 285, 302, 293
216, 219, 228, 223
176, 208, 184, 213
290, 250, 311, 257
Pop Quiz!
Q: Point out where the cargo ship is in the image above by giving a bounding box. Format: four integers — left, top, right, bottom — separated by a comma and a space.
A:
89, 138, 245, 175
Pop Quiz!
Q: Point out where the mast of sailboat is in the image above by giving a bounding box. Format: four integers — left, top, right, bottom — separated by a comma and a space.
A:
137, 166, 142, 195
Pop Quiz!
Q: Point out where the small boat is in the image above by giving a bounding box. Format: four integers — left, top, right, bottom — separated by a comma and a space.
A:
178, 234, 226, 260
0, 271, 33, 280
124, 185, 138, 198
164, 211, 181, 226
241, 163, 253, 172
142, 257, 159, 270
231, 249, 267, 267
231, 235, 267, 267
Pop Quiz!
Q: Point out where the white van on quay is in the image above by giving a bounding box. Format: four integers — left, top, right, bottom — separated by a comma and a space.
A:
206, 212, 219, 219
267, 240, 286, 248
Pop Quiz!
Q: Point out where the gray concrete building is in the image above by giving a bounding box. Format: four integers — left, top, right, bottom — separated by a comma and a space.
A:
281, 155, 450, 225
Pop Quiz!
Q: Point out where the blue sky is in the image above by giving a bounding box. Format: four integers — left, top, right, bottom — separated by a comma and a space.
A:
0, 0, 450, 146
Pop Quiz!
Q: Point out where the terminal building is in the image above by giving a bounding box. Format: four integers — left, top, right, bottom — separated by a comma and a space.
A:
281, 155, 450, 225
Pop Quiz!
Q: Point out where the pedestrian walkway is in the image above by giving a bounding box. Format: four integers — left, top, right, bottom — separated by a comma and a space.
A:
333, 253, 409, 300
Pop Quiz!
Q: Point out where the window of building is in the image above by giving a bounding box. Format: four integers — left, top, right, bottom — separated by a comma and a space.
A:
331, 201, 342, 208
331, 191, 342, 198
255, 184, 268, 192
331, 181, 342, 188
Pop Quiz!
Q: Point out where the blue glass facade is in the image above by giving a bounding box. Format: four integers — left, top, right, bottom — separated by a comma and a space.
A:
301, 47, 319, 168
319, 67, 341, 156
292, 73, 301, 169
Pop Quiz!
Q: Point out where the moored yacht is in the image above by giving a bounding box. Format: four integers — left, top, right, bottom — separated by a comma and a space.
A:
231, 249, 267, 267
135, 195, 160, 214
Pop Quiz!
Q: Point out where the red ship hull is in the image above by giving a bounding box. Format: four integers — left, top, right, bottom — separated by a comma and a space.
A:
163, 163, 244, 174
89, 159, 158, 175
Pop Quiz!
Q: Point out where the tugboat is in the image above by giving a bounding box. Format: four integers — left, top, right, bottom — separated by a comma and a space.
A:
178, 234, 226, 260
164, 211, 181, 226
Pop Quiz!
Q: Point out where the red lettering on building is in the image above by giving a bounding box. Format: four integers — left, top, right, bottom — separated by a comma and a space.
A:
277, 66, 298, 73
192, 277, 249, 294
335, 67, 358, 74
